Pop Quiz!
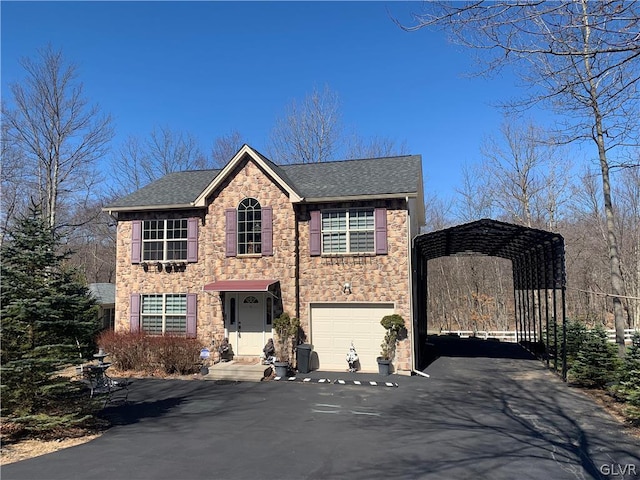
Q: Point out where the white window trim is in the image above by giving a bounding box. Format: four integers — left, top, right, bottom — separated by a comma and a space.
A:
237, 198, 262, 256
140, 293, 187, 335
142, 219, 188, 262
321, 208, 375, 255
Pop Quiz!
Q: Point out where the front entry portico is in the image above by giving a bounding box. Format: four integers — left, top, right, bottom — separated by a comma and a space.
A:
226, 292, 271, 356
203, 279, 280, 357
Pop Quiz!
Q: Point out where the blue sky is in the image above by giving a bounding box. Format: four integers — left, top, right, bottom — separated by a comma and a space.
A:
2, 1, 545, 201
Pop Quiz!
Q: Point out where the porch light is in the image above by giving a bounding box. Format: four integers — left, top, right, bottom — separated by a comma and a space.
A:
343, 282, 352, 294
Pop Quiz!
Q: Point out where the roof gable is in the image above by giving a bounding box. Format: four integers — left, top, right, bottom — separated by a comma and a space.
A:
193, 145, 303, 206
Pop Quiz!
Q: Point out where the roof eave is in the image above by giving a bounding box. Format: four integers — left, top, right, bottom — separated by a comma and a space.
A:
302, 192, 417, 203
102, 203, 202, 214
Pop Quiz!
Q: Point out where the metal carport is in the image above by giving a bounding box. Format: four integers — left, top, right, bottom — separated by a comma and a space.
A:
412, 218, 567, 379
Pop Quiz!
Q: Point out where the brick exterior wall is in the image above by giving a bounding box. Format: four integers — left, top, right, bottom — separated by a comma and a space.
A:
114, 156, 413, 372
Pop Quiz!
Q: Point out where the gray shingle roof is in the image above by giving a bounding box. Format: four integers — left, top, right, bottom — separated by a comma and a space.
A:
106, 169, 219, 208
283, 155, 422, 199
88, 283, 115, 305
104, 152, 421, 210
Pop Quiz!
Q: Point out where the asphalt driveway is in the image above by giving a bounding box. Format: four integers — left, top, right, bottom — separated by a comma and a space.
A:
3, 337, 639, 480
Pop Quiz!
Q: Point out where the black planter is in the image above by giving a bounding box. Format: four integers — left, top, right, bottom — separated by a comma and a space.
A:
377, 358, 391, 376
274, 361, 289, 378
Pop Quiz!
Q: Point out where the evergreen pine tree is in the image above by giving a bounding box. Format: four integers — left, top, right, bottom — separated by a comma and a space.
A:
1, 206, 101, 416
568, 324, 622, 389
614, 332, 640, 424
564, 319, 588, 369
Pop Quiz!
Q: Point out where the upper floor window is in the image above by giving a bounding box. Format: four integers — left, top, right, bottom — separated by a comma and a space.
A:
143, 219, 187, 261
309, 207, 387, 256
238, 198, 261, 255
322, 209, 375, 254
131, 218, 198, 264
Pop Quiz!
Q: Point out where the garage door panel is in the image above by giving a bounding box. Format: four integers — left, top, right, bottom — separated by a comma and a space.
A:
310, 303, 394, 372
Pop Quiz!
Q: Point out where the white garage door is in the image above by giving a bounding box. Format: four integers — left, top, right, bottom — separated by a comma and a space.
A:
310, 303, 395, 372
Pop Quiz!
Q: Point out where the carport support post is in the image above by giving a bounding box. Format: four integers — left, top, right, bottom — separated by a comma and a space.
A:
515, 261, 525, 344
513, 269, 520, 343
543, 246, 551, 368
525, 252, 533, 346
536, 247, 544, 355
561, 264, 568, 381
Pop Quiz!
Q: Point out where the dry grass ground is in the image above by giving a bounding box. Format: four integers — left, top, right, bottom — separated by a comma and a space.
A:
1, 435, 102, 465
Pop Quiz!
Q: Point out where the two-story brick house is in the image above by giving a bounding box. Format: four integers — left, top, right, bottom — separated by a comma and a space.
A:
104, 145, 424, 373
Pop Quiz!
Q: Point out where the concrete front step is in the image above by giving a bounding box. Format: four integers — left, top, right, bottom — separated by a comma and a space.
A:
203, 361, 269, 383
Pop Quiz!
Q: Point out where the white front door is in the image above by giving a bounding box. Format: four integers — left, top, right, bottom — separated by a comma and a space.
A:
228, 293, 266, 356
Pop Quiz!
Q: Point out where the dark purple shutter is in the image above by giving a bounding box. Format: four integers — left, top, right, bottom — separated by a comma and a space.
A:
130, 294, 140, 333
186, 293, 197, 338
261, 207, 273, 256
225, 209, 237, 257
187, 218, 198, 262
309, 210, 321, 256
131, 220, 142, 264
375, 208, 388, 255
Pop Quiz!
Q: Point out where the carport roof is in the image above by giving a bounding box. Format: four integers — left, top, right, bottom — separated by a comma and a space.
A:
413, 219, 565, 289
414, 218, 563, 262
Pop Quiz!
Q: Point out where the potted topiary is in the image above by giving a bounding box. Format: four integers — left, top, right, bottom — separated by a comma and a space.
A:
273, 312, 300, 377
377, 314, 405, 375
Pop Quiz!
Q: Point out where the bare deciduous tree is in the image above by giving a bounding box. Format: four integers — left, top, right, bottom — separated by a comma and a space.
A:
615, 166, 640, 328
401, 0, 640, 352
211, 130, 245, 167
423, 191, 454, 232
455, 163, 495, 222
110, 126, 208, 195
345, 133, 409, 159
4, 46, 113, 231
0, 113, 28, 246
268, 85, 343, 164
480, 120, 571, 230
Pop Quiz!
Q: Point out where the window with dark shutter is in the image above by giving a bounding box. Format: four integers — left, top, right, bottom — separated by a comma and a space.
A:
131, 221, 142, 264
186, 293, 197, 338
187, 218, 198, 262
261, 206, 273, 256
130, 293, 140, 333
375, 208, 388, 255
309, 210, 321, 256
225, 209, 237, 257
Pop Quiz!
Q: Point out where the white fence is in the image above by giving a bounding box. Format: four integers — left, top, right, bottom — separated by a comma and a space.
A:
439, 329, 638, 344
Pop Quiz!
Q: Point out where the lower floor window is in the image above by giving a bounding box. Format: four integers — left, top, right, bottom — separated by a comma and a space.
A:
141, 294, 187, 334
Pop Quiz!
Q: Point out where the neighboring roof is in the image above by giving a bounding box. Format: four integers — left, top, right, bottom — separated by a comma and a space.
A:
88, 283, 116, 305
104, 145, 422, 212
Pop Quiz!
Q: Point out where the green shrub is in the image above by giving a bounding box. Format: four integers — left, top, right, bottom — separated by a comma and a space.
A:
568, 324, 622, 389
380, 314, 405, 361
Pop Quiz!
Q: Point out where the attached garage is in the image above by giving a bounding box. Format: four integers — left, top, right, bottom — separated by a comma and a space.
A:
309, 303, 395, 372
